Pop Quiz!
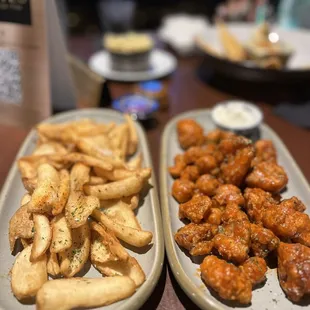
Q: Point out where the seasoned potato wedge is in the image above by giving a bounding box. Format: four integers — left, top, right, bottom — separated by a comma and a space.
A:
65, 191, 99, 228
59, 223, 90, 277
124, 114, 138, 155
11, 245, 47, 300
27, 163, 59, 214
50, 214, 72, 253
70, 163, 90, 192
47, 252, 60, 277
52, 169, 70, 216
64, 153, 113, 171
92, 209, 153, 247
94, 167, 151, 182
89, 176, 107, 185
31, 214, 52, 261
84, 175, 144, 200
95, 256, 145, 288
33, 142, 68, 156
103, 200, 141, 230
91, 222, 128, 261
20, 238, 32, 249
90, 230, 118, 264
9, 194, 33, 252
36, 276, 135, 310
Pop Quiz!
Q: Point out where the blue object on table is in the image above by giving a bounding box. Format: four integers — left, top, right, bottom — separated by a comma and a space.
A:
277, 0, 302, 29
112, 94, 159, 120
255, 3, 268, 24
138, 80, 163, 93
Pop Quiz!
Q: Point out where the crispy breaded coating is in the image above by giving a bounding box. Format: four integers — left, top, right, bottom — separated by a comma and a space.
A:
250, 224, 280, 257
213, 220, 251, 264
169, 154, 186, 178
244, 187, 279, 224
277, 243, 310, 302
174, 223, 217, 251
240, 257, 267, 286
262, 203, 310, 241
213, 184, 245, 207
180, 165, 200, 182
252, 139, 277, 166
196, 174, 221, 196
220, 146, 254, 186
177, 119, 204, 150
179, 196, 212, 224
172, 179, 195, 203
201, 255, 252, 304
246, 162, 288, 193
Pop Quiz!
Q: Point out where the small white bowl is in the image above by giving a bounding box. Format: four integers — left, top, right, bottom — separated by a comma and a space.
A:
211, 100, 263, 139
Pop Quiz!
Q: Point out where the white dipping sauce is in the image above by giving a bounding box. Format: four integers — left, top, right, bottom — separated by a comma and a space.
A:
211, 101, 262, 130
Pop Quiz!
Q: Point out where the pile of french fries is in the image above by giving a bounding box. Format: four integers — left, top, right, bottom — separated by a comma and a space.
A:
9, 116, 153, 310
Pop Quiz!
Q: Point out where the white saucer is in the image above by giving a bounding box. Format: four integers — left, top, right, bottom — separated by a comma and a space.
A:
88, 49, 177, 82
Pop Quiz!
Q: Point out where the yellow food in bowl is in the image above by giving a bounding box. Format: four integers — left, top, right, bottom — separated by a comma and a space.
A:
104, 32, 153, 54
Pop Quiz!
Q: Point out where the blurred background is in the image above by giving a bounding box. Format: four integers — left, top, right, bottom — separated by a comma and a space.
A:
59, 0, 284, 36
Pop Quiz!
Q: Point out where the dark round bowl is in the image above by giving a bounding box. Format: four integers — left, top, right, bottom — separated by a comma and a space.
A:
198, 49, 310, 85
108, 50, 151, 72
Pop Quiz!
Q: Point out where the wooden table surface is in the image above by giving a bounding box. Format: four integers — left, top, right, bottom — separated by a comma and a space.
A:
1, 37, 310, 310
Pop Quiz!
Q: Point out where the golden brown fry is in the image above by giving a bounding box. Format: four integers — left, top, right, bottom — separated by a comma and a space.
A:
50, 214, 72, 253
21, 238, 32, 248
64, 153, 113, 171
90, 221, 128, 261
84, 175, 144, 200
70, 163, 90, 192
65, 191, 99, 228
52, 169, 70, 216
65, 163, 99, 228
76, 136, 113, 158
47, 252, 60, 277
91, 230, 118, 264
21, 193, 31, 205
37, 122, 76, 143
99, 194, 139, 210
59, 223, 90, 278
33, 142, 68, 156
94, 167, 150, 182
118, 124, 129, 159
31, 214, 52, 261
27, 163, 59, 214
36, 276, 136, 310
89, 176, 107, 185
18, 154, 64, 182
22, 178, 37, 193
37, 119, 107, 144
11, 245, 47, 300
103, 200, 141, 230
92, 209, 153, 247
76, 136, 126, 168
9, 194, 33, 252
216, 21, 247, 62
37, 132, 49, 144
108, 124, 126, 151
124, 114, 138, 155
129, 194, 140, 210
95, 256, 145, 288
